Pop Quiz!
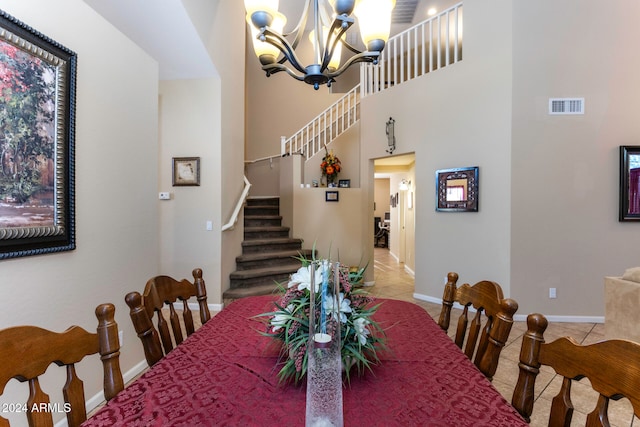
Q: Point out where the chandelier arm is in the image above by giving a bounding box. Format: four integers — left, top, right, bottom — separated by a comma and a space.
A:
340, 39, 366, 55
262, 30, 308, 75
325, 51, 380, 78
282, 0, 312, 38
281, 0, 312, 52
261, 63, 306, 81
320, 17, 353, 70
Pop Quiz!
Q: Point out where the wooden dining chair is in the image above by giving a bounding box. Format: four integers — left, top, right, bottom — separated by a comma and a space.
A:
511, 313, 640, 426
437, 272, 519, 380
125, 268, 211, 366
0, 303, 124, 427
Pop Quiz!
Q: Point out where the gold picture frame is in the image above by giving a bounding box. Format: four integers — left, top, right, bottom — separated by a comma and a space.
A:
172, 157, 200, 186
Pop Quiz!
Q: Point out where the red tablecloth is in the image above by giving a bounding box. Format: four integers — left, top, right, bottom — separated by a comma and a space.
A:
83, 296, 527, 426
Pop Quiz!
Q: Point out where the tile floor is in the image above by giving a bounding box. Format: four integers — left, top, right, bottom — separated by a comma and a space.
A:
369, 247, 638, 427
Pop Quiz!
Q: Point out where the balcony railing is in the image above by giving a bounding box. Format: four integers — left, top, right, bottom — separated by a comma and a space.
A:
362, 2, 463, 97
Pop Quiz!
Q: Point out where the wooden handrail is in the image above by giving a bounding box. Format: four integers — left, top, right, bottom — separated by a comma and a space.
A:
222, 175, 251, 231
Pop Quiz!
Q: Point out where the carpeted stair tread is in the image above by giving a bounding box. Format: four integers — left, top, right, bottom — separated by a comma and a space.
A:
242, 237, 302, 247
244, 226, 290, 232
236, 249, 311, 262
223, 283, 282, 300
229, 263, 301, 280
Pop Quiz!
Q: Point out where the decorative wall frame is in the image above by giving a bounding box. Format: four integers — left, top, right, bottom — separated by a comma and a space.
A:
0, 10, 77, 260
325, 191, 339, 202
620, 145, 640, 221
436, 166, 479, 212
172, 157, 200, 186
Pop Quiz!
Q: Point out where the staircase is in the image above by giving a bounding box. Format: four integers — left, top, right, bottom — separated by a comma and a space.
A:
223, 197, 313, 304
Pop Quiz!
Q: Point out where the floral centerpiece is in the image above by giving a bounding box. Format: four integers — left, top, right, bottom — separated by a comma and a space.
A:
258, 258, 386, 384
320, 148, 341, 186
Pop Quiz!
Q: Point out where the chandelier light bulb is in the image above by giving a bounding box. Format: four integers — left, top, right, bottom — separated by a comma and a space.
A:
354, 0, 395, 52
247, 13, 286, 65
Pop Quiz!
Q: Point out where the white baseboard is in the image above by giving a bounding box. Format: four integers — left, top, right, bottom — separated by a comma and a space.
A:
514, 314, 604, 324
404, 265, 415, 277
413, 292, 604, 324
85, 359, 148, 411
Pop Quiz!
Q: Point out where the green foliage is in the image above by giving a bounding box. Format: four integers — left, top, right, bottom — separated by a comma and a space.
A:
256, 259, 386, 385
0, 41, 56, 203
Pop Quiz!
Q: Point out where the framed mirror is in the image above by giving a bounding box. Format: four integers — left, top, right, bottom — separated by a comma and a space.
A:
436, 167, 479, 212
619, 146, 640, 222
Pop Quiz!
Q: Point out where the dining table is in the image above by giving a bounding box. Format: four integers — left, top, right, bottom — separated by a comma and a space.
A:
82, 295, 528, 426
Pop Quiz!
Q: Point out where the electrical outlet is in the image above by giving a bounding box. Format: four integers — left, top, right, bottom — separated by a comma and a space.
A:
549, 288, 557, 299
159, 192, 170, 200
118, 330, 124, 347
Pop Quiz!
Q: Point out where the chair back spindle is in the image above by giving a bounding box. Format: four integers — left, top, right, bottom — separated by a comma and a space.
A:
512, 313, 640, 426
126, 268, 211, 366
438, 272, 518, 380
0, 303, 123, 427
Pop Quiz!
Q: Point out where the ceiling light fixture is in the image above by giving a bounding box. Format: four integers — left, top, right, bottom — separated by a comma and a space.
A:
244, 0, 396, 90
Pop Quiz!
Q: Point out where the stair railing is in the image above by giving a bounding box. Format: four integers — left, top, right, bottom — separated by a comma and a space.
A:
361, 2, 463, 97
281, 85, 360, 160
222, 175, 251, 231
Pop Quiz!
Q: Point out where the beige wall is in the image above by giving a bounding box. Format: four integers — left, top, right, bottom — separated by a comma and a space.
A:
359, 0, 640, 318
292, 186, 365, 268
205, 1, 246, 297
510, 1, 640, 317
303, 125, 361, 188
374, 178, 391, 220
0, 0, 158, 421
360, 0, 514, 300
381, 168, 415, 273
158, 79, 222, 292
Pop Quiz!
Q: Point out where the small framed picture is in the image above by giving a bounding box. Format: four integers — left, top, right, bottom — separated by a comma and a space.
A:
338, 179, 351, 188
173, 157, 200, 186
325, 191, 339, 202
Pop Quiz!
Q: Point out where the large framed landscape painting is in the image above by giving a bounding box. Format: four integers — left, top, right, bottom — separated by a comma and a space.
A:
0, 10, 76, 259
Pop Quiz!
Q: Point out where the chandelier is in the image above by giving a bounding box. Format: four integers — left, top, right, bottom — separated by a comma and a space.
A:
244, 0, 396, 90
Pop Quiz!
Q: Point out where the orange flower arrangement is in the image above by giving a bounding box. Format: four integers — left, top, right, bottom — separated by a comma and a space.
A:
320, 148, 341, 185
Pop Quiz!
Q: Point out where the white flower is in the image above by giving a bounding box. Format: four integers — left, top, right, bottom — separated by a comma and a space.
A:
271, 304, 295, 332
324, 292, 352, 323
353, 317, 370, 345
288, 265, 323, 292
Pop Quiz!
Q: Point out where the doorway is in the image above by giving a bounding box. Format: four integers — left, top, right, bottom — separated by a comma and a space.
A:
373, 153, 416, 290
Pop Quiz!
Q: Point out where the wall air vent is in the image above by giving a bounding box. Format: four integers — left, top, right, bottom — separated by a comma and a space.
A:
549, 98, 584, 115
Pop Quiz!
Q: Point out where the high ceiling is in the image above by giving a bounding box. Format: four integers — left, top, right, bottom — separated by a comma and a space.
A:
83, 0, 460, 80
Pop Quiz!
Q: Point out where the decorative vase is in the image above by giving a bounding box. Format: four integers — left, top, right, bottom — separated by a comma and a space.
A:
305, 261, 344, 427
